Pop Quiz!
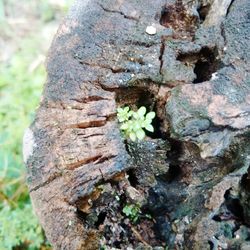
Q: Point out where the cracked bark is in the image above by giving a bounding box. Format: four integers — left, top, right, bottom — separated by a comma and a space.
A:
24, 0, 250, 249
98, 3, 140, 21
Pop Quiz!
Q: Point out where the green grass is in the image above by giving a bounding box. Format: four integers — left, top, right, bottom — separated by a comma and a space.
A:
0, 32, 47, 250
0, 36, 45, 206
0, 1, 73, 249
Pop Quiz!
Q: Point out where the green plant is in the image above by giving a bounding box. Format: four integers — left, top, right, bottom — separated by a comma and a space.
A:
0, 1, 74, 248
0, 36, 46, 250
122, 204, 141, 223
117, 106, 156, 141
0, 204, 44, 250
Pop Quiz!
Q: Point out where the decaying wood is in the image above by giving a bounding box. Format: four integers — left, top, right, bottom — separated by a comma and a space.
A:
23, 0, 250, 249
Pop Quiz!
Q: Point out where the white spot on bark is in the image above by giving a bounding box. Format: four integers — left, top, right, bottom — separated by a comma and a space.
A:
211, 72, 218, 80
146, 25, 156, 35
23, 128, 36, 164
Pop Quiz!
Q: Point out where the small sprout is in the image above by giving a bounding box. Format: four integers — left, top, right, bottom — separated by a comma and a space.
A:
122, 204, 141, 223
117, 106, 156, 141
145, 214, 152, 219
117, 106, 132, 122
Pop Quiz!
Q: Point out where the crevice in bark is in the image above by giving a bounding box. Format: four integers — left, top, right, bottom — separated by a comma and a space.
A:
67, 114, 116, 129
126, 40, 157, 48
79, 60, 133, 74
66, 155, 103, 170
29, 172, 63, 193
70, 96, 111, 104
115, 87, 154, 107
98, 3, 139, 21
197, 3, 212, 23
147, 108, 165, 139
127, 169, 139, 188
220, 22, 227, 46
76, 208, 88, 222
212, 188, 245, 225
166, 164, 182, 182
95, 155, 116, 164
67, 119, 107, 129
95, 211, 107, 228
159, 39, 165, 75
177, 46, 223, 83
77, 133, 104, 139
197, 4, 211, 23
159, 0, 199, 39
226, 0, 235, 16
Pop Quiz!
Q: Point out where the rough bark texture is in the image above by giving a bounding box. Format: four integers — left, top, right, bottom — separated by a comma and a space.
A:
23, 0, 250, 249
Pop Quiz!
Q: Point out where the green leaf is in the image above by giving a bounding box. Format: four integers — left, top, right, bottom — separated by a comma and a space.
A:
129, 132, 136, 141
117, 106, 132, 122
137, 106, 146, 117
122, 204, 141, 223
136, 129, 145, 140
117, 105, 155, 141
117, 107, 123, 113
120, 122, 129, 130
139, 120, 147, 128
124, 106, 130, 112
122, 205, 132, 216
145, 124, 154, 132
132, 111, 139, 119
133, 121, 141, 131
117, 117, 124, 122
146, 111, 155, 120
128, 110, 133, 117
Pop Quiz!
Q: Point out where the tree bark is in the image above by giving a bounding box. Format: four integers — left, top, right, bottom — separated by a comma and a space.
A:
23, 0, 250, 249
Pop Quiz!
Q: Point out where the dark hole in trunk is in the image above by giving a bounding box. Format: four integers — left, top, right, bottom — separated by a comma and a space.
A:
212, 215, 222, 222
177, 47, 223, 84
76, 208, 88, 222
197, 4, 211, 23
167, 164, 182, 182
127, 168, 139, 188
95, 211, 107, 228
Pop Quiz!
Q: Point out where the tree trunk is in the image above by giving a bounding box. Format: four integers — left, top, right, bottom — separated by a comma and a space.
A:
23, 0, 250, 249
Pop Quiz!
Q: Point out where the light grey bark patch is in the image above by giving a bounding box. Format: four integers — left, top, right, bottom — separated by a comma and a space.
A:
203, 0, 233, 26
23, 127, 36, 164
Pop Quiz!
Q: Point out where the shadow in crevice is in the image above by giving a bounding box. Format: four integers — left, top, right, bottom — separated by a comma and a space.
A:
167, 164, 182, 182
127, 168, 139, 188
94, 211, 107, 228
197, 3, 212, 23
76, 208, 88, 222
177, 46, 223, 83
212, 188, 245, 223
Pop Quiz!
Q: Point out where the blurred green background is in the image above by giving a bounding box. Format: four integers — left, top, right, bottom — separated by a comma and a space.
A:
0, 0, 73, 249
